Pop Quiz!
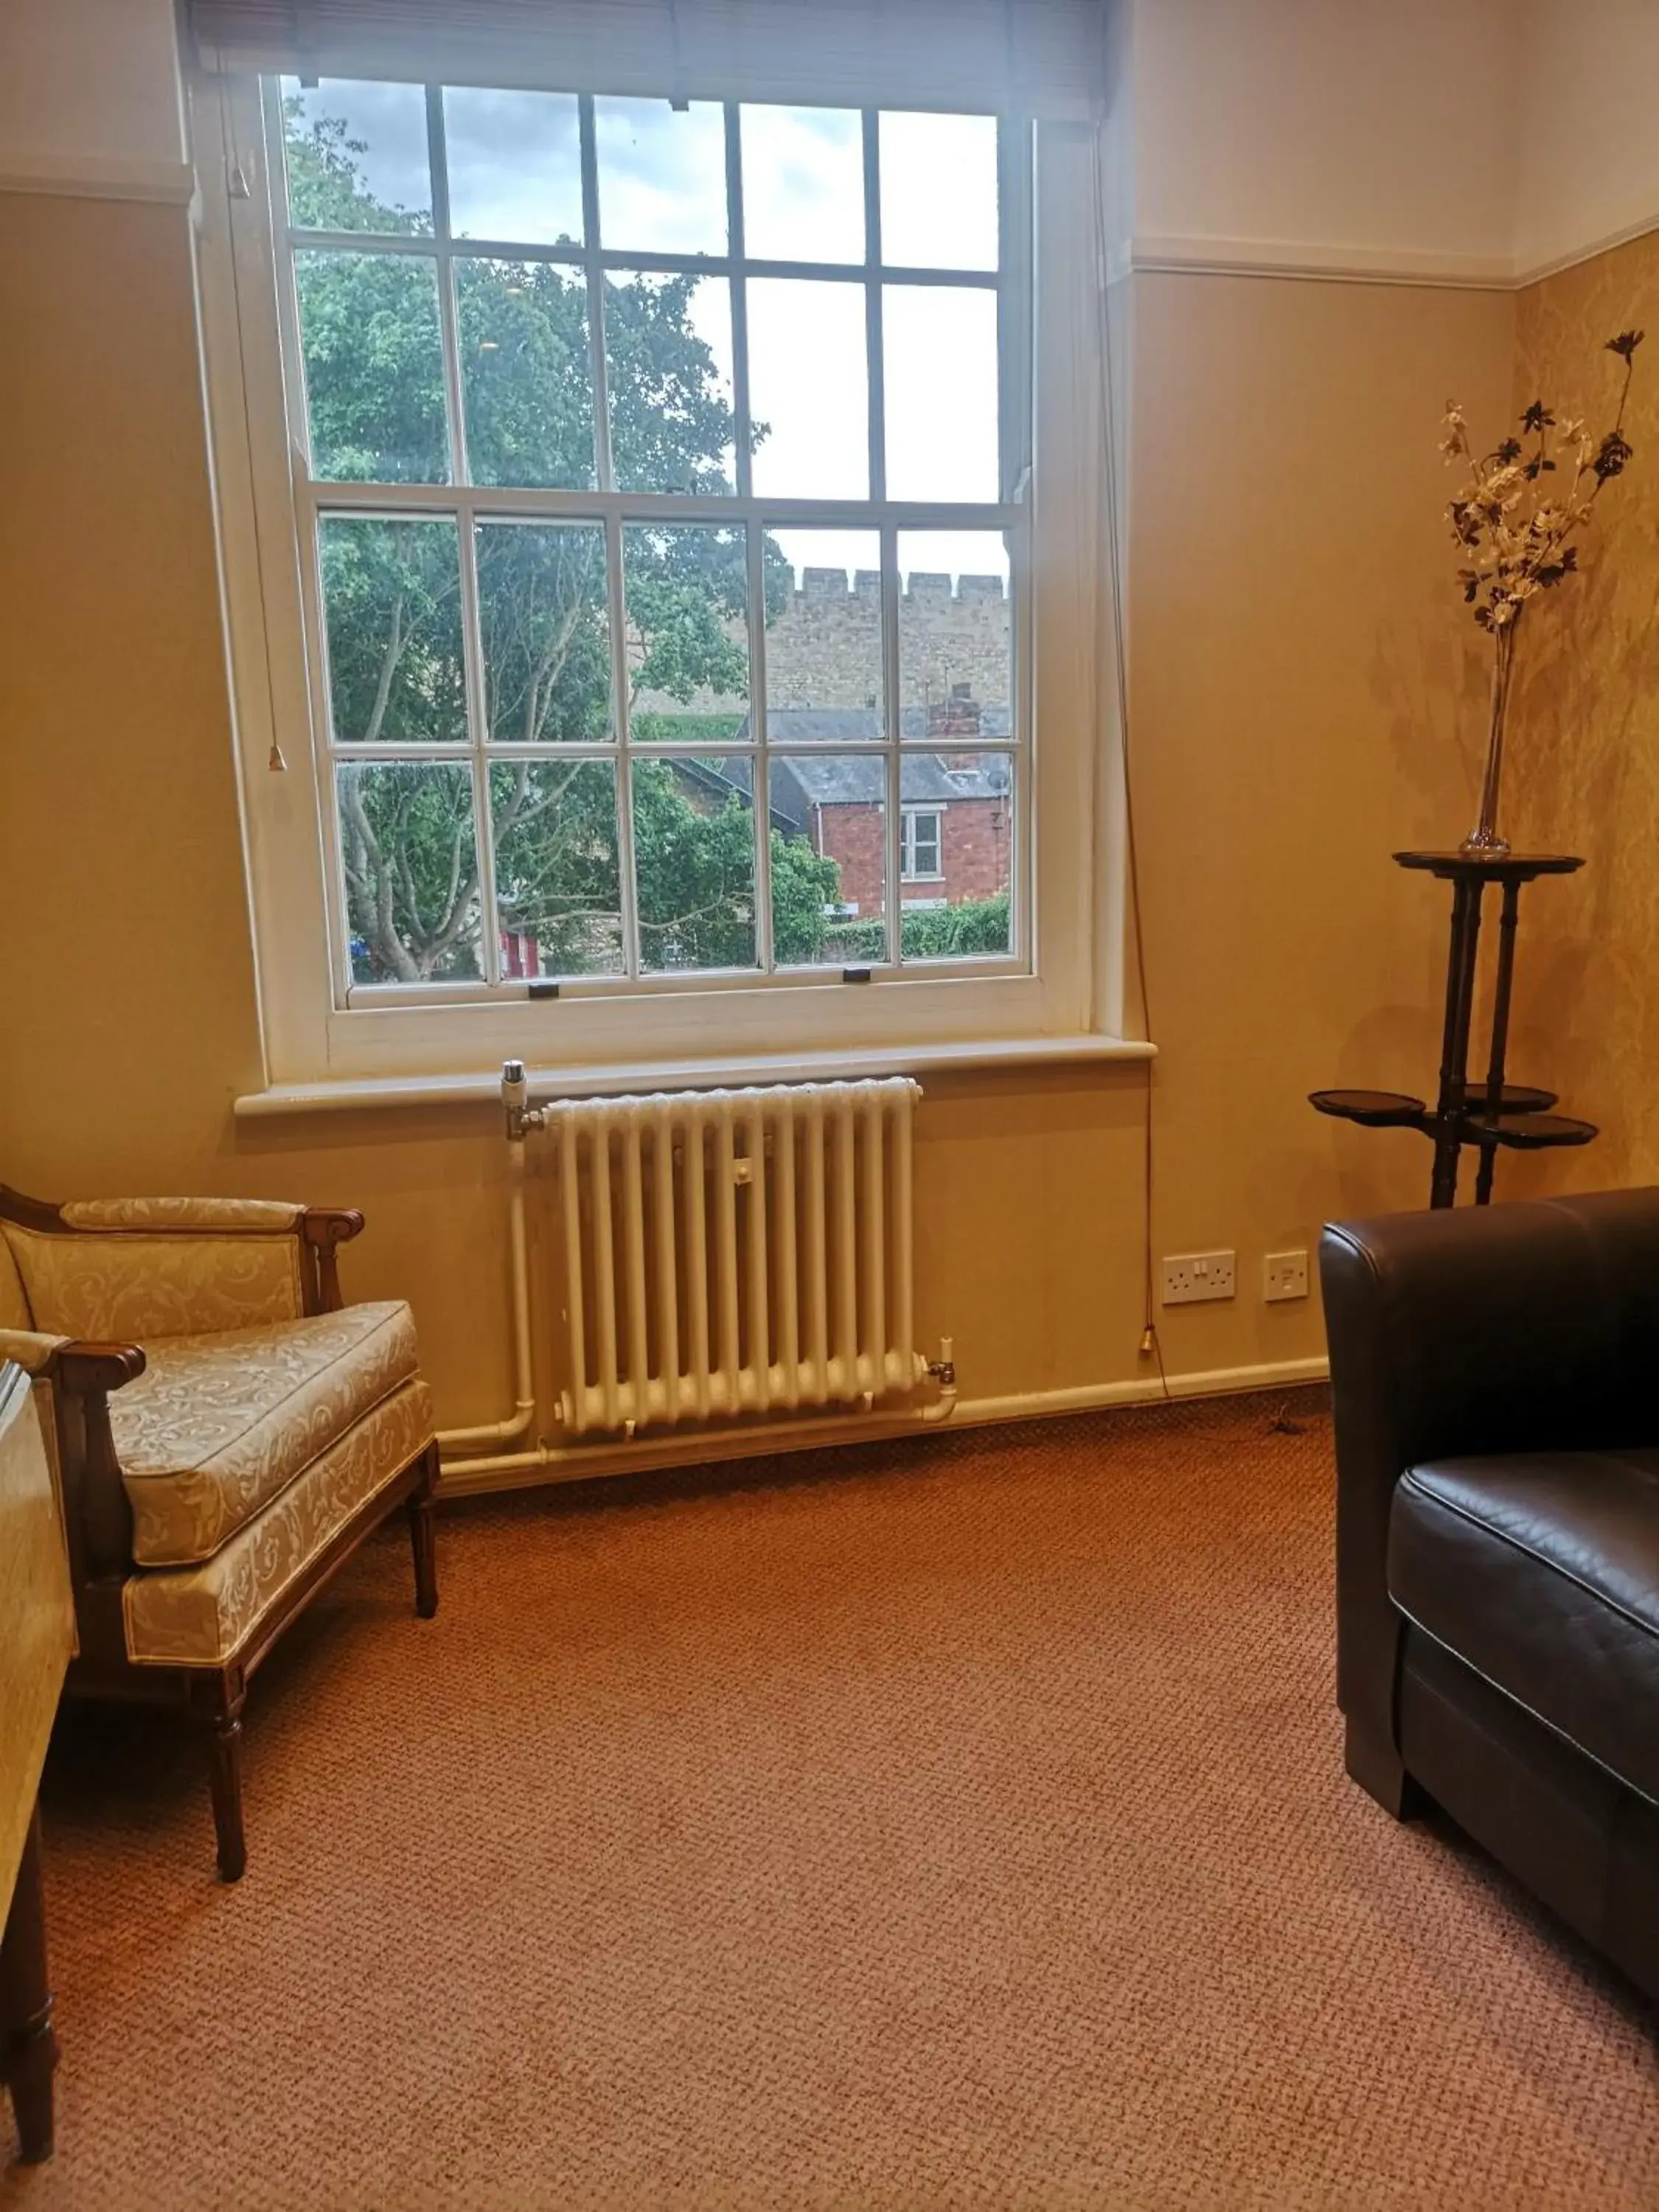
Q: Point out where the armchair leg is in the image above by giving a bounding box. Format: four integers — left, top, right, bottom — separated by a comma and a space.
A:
1345, 1714, 1430, 1821
194, 1673, 248, 1883
408, 1443, 439, 1621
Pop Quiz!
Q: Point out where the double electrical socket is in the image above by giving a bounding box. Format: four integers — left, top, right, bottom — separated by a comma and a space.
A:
1160, 1248, 1310, 1305
1161, 1250, 1237, 1304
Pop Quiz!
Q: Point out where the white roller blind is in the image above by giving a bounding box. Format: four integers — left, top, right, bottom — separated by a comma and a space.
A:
187, 0, 1107, 119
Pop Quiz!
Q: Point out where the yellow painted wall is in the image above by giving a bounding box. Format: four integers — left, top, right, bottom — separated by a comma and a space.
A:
1504, 232, 1659, 1188
0, 187, 1526, 1451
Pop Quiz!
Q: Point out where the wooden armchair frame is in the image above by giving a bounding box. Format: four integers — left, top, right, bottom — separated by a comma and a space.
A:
0, 1188, 438, 1882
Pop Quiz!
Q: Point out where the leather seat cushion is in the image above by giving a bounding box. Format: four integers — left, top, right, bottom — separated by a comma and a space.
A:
1389, 1448, 1659, 1807
113, 1301, 419, 1567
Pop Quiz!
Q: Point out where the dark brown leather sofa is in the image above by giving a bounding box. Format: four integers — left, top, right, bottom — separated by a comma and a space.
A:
1321, 1188, 1659, 2003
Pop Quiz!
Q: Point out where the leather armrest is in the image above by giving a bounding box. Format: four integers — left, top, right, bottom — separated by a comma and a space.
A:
1321, 1188, 1659, 1753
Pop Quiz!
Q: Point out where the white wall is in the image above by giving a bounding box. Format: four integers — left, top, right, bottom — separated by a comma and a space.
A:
1105, 0, 1659, 290
0, 0, 186, 171
1513, 0, 1659, 278
1113, 0, 1518, 282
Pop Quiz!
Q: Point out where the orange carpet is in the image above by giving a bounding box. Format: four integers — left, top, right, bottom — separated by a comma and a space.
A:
7, 1392, 1657, 2208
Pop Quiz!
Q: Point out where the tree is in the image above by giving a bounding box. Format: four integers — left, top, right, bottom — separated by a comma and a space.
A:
287, 101, 816, 982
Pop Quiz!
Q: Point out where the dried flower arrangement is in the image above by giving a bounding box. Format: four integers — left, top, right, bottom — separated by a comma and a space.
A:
1440, 328, 1644, 856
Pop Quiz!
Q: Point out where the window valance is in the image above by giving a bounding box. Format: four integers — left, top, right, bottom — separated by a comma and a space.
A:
187, 1, 1107, 120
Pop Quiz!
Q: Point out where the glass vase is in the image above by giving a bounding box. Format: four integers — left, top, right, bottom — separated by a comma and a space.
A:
1461, 626, 1517, 858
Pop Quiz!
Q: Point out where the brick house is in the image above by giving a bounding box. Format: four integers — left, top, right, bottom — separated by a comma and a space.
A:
692, 689, 1012, 922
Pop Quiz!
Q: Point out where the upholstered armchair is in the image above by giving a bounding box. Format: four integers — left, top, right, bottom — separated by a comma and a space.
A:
0, 1188, 439, 1882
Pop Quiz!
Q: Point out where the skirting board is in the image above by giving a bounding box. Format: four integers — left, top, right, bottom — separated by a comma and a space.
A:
436, 1354, 1331, 1499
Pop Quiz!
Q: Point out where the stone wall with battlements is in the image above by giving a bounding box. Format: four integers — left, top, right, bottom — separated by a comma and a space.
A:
633, 569, 1012, 723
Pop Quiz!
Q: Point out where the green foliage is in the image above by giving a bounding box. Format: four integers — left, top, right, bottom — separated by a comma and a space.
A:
476, 523, 611, 745
769, 832, 844, 966
456, 260, 595, 490
296, 251, 451, 483
491, 759, 622, 974
630, 712, 746, 744
320, 518, 465, 746
285, 111, 431, 234
835, 892, 1012, 965
337, 762, 481, 983
900, 891, 1012, 959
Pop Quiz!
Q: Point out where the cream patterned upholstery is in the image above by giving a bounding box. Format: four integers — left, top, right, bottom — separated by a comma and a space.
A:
112, 1301, 420, 1567
123, 1377, 432, 1666
0, 1330, 66, 1375
2, 1222, 305, 1342
58, 1198, 304, 1234
0, 1235, 32, 1332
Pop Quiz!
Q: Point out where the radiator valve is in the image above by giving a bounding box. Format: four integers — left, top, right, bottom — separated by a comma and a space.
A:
501, 1059, 543, 1140
926, 1335, 956, 1391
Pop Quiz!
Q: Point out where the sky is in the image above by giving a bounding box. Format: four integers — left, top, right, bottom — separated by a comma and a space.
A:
284, 80, 1010, 591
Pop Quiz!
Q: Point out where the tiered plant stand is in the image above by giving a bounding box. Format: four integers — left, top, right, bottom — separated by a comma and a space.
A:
1311, 850, 1597, 1208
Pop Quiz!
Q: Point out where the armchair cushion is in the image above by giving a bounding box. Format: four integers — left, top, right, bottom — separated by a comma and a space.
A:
1390, 1448, 1659, 1807
114, 1301, 420, 1567
123, 1375, 432, 1665
2, 1221, 306, 1341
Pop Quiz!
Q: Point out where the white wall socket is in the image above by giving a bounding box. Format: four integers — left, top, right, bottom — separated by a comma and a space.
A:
1263, 1250, 1310, 1302
1161, 1250, 1237, 1305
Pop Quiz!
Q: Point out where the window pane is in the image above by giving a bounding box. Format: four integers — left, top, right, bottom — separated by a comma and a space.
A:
443, 88, 582, 245
319, 517, 465, 745
898, 752, 1012, 962
878, 112, 998, 271
296, 251, 449, 483
746, 281, 869, 498
625, 525, 749, 740
476, 522, 611, 745
769, 756, 888, 967
594, 98, 727, 256
606, 274, 735, 495
337, 762, 481, 983
491, 759, 624, 978
456, 258, 594, 489
282, 79, 433, 234
740, 106, 865, 265
631, 759, 757, 973
883, 285, 999, 502
762, 532, 883, 738
897, 532, 1012, 742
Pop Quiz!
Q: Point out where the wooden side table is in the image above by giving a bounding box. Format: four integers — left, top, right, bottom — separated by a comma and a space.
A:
1311, 851, 1597, 1208
0, 1360, 76, 2163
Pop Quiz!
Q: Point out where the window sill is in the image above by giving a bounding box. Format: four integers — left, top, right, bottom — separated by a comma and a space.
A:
232, 1033, 1155, 1118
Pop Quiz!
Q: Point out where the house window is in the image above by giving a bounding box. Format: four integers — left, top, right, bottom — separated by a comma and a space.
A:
901, 808, 943, 882
261, 79, 1028, 1004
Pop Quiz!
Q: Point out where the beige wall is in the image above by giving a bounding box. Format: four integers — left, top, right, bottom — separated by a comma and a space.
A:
1503, 230, 1659, 1188
1, 173, 1532, 1453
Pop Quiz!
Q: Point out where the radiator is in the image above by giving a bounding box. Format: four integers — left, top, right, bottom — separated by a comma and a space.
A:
538, 1079, 927, 1436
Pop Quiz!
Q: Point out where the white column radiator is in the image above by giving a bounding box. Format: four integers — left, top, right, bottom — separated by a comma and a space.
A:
532, 1078, 928, 1437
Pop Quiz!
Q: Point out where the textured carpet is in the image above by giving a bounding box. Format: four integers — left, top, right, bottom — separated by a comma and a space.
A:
7, 1392, 1658, 2209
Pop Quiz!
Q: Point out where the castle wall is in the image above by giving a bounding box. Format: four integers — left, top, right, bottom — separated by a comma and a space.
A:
634, 568, 1013, 720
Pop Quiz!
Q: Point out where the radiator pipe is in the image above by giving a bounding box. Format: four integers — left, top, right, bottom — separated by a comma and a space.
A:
434, 1066, 540, 1456
442, 1366, 959, 1486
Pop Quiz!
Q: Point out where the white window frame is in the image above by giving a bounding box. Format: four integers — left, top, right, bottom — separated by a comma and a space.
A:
194, 70, 1121, 1090
900, 805, 945, 883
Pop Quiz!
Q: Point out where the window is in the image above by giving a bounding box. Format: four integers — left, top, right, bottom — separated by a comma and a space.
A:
265, 79, 1026, 1006
203, 63, 1113, 1086
901, 807, 943, 882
